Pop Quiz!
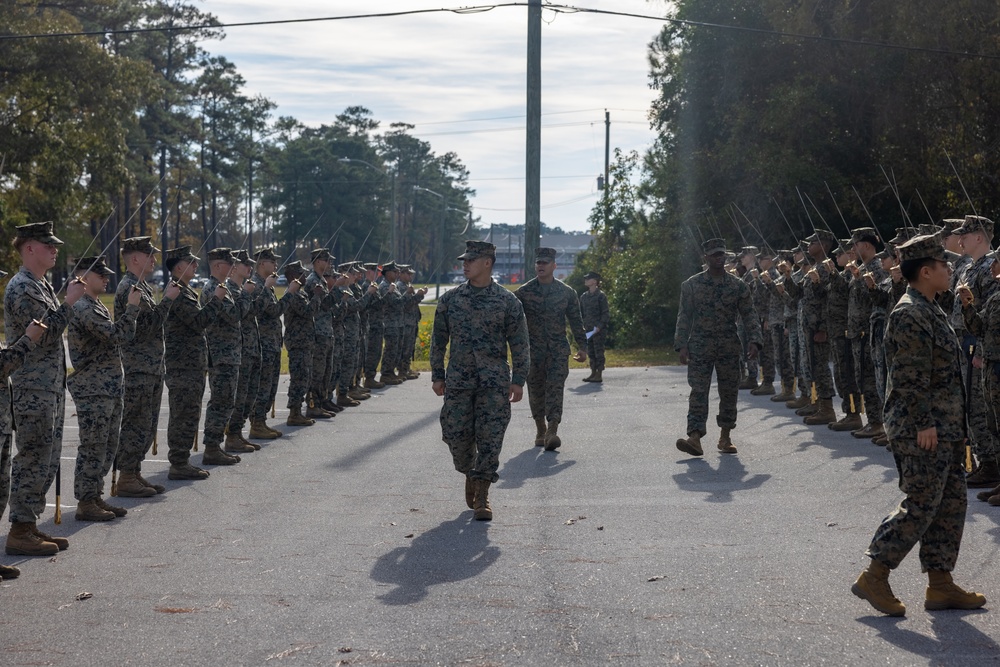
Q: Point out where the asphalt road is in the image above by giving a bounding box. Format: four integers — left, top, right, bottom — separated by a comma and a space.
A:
2, 366, 998, 666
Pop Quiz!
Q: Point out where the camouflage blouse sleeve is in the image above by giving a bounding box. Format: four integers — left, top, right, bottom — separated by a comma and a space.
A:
564, 285, 587, 350
430, 293, 451, 383
506, 295, 529, 386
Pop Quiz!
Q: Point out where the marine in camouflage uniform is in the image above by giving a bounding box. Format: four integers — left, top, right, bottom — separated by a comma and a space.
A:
952, 215, 1000, 486
336, 264, 371, 404
66, 256, 139, 521
737, 248, 762, 389
378, 262, 405, 385
847, 228, 888, 438
761, 252, 795, 400
0, 268, 43, 570
579, 270, 610, 383
4, 222, 84, 557
249, 248, 289, 437
364, 264, 387, 386
431, 241, 529, 521
674, 238, 762, 456
114, 237, 172, 497
227, 250, 262, 450
199, 248, 244, 463
852, 234, 985, 617
305, 249, 339, 417
359, 263, 382, 388
398, 265, 426, 380
826, 241, 862, 431
794, 231, 838, 425
163, 246, 222, 480
283, 261, 317, 425
515, 247, 588, 451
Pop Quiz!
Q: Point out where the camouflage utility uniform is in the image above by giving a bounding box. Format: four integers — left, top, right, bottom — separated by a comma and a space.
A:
579, 286, 610, 373
431, 281, 530, 482
515, 277, 587, 426
866, 285, 967, 572
674, 269, 762, 437
67, 293, 138, 502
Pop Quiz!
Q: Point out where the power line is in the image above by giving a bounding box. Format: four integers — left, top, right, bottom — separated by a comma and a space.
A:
4, 3, 1000, 61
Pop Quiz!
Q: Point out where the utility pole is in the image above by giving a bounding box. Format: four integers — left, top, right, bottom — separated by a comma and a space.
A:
604, 109, 610, 229
524, 0, 541, 277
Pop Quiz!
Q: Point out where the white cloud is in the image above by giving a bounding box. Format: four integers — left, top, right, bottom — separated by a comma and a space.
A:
204, 0, 667, 231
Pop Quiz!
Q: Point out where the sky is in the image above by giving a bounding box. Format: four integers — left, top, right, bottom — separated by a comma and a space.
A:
206, 0, 671, 233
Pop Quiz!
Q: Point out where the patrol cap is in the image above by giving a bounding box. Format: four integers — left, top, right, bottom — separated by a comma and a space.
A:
121, 236, 159, 255
207, 247, 235, 264
701, 238, 726, 255
74, 255, 114, 277
917, 223, 942, 237
850, 227, 880, 246
896, 234, 947, 263
310, 248, 333, 263
381, 261, 400, 273
939, 219, 965, 236
583, 271, 602, 281
234, 249, 255, 267
457, 241, 496, 260
254, 248, 281, 262
15, 221, 63, 246
804, 229, 836, 247
535, 247, 557, 262
887, 227, 915, 246
955, 215, 994, 236
284, 260, 305, 278
164, 246, 198, 271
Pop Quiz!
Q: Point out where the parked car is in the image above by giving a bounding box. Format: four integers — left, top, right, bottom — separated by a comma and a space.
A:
451, 275, 465, 284
276, 274, 288, 286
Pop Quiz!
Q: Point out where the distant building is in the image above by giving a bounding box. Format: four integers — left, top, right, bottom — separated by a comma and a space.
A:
488, 226, 594, 284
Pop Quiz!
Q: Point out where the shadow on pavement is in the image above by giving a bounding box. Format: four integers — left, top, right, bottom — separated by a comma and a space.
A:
672, 455, 771, 503
567, 382, 602, 395
495, 446, 575, 490
857, 610, 995, 665
327, 411, 440, 471
370, 515, 499, 606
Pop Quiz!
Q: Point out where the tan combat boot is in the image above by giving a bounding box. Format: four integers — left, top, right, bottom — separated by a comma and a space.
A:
829, 412, 863, 432
796, 400, 819, 416
75, 498, 116, 522
718, 428, 738, 454
405, 370, 420, 380
771, 381, 795, 402
925, 571, 987, 610
785, 390, 811, 410
750, 381, 774, 396
534, 418, 547, 447
287, 406, 315, 427
337, 391, 360, 407
380, 372, 403, 386
135, 473, 165, 494
473, 479, 493, 521
168, 463, 210, 480
0, 563, 20, 579
5, 522, 58, 556
804, 398, 837, 425
306, 405, 334, 419
465, 476, 476, 509
852, 421, 884, 439
543, 421, 561, 451
202, 446, 240, 466
32, 526, 68, 551
851, 559, 905, 616
115, 472, 157, 498
582, 369, 595, 382
224, 432, 256, 454
239, 433, 261, 451
364, 376, 385, 390
738, 376, 758, 390
966, 457, 1000, 488
249, 419, 280, 440
96, 496, 127, 517
676, 432, 704, 457
590, 369, 603, 383
348, 388, 369, 401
